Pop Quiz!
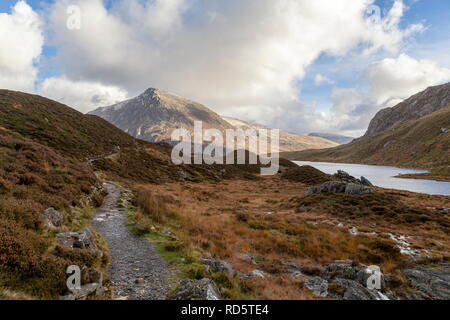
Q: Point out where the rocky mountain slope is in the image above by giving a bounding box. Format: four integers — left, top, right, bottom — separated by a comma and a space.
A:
308, 132, 354, 145
283, 106, 450, 171
90, 89, 338, 152
90, 88, 234, 143
365, 82, 450, 137
282, 84, 450, 174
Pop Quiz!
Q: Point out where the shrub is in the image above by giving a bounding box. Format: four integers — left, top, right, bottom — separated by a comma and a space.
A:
0, 197, 44, 230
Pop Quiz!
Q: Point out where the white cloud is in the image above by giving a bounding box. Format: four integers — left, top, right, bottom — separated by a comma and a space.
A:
366, 53, 450, 106
46, 0, 422, 116
0, 0, 430, 135
0, 1, 43, 92
38, 77, 128, 113
330, 88, 366, 114
361, 0, 424, 55
323, 54, 450, 136
314, 74, 334, 86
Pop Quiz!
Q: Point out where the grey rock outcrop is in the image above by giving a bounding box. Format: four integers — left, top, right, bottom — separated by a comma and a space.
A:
334, 170, 360, 184
331, 278, 383, 300
356, 266, 386, 290
43, 207, 64, 227
304, 277, 329, 298
334, 170, 374, 186
403, 263, 450, 300
306, 181, 375, 195
300, 261, 389, 300
235, 252, 259, 265
168, 278, 221, 300
202, 259, 234, 275
360, 176, 373, 187
57, 228, 98, 252
320, 261, 361, 280
59, 283, 103, 300
344, 183, 375, 195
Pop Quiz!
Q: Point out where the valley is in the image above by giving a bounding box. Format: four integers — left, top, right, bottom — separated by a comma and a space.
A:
0, 86, 449, 301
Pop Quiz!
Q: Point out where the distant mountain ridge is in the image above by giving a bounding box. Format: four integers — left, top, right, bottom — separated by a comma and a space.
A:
222, 116, 338, 152
365, 82, 450, 137
90, 88, 338, 152
308, 132, 354, 145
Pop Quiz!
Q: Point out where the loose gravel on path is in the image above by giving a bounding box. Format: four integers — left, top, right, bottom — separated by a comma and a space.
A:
92, 182, 171, 300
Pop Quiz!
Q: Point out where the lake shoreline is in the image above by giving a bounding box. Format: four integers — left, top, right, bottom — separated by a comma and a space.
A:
293, 161, 450, 196
395, 173, 450, 182
290, 159, 450, 182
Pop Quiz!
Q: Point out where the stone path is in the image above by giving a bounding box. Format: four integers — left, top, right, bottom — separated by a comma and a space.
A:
92, 182, 171, 300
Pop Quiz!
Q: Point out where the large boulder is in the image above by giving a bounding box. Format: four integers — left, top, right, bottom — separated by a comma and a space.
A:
168, 278, 221, 300
306, 181, 347, 194
333, 170, 374, 186
74, 228, 98, 250
57, 228, 98, 252
360, 176, 373, 187
345, 183, 375, 195
306, 181, 375, 195
334, 170, 360, 183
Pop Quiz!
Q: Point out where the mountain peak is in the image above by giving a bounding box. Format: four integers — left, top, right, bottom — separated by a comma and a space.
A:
141, 87, 164, 100
89, 88, 234, 142
143, 87, 164, 96
89, 90, 339, 150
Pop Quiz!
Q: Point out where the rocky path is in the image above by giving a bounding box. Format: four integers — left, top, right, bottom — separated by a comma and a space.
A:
92, 182, 171, 300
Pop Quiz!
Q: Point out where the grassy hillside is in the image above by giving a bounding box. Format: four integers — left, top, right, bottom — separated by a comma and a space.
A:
0, 126, 106, 299
0, 90, 279, 185
0, 90, 137, 159
282, 107, 450, 174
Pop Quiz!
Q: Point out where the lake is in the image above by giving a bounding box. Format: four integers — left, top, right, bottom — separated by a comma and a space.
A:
294, 161, 450, 196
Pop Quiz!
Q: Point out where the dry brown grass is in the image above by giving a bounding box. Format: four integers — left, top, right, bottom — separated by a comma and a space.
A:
129, 176, 450, 299
281, 165, 336, 185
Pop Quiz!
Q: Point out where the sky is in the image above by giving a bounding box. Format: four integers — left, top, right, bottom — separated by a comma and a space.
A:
1, 0, 450, 137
